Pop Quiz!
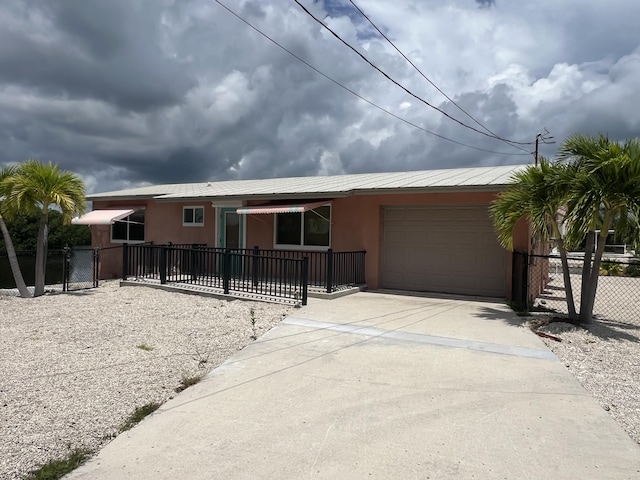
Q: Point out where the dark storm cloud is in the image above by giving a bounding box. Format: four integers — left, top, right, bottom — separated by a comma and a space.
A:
1, 0, 640, 193
476, 0, 495, 8
0, 0, 193, 111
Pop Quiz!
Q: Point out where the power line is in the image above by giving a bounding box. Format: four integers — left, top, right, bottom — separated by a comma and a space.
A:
294, 0, 534, 149
213, 0, 530, 156
347, 0, 519, 146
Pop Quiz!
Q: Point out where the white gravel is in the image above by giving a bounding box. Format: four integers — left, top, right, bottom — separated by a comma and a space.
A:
536, 318, 640, 445
0, 281, 292, 480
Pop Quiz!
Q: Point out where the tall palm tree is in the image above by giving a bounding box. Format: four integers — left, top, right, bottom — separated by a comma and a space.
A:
0, 165, 31, 298
3, 160, 86, 297
490, 159, 577, 319
558, 134, 640, 323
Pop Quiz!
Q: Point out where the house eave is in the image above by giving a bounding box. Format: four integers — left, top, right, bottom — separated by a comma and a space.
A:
87, 194, 161, 202
153, 192, 349, 203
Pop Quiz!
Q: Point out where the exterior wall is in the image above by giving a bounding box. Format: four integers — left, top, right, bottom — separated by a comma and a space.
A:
331, 191, 509, 292
91, 199, 218, 279
245, 207, 275, 249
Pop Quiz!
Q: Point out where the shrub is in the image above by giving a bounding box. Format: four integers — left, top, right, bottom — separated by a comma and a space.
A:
600, 261, 624, 276
625, 262, 640, 277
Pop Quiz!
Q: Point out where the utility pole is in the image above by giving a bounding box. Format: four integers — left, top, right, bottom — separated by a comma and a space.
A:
534, 128, 555, 167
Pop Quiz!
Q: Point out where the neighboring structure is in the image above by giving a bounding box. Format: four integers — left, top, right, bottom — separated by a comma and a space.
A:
75, 165, 531, 299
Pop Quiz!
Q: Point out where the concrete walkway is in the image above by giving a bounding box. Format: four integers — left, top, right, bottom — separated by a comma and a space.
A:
66, 292, 640, 479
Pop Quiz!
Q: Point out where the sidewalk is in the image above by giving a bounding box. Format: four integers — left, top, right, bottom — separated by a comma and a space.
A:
66, 293, 640, 479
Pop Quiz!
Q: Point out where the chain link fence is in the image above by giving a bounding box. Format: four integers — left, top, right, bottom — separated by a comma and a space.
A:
515, 252, 640, 322
63, 247, 99, 291
0, 247, 99, 296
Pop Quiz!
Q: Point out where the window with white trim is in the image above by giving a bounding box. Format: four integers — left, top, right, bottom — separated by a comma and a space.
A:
183, 206, 204, 226
275, 206, 331, 249
111, 210, 145, 243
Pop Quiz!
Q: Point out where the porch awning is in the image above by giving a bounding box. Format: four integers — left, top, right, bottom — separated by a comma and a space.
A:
236, 200, 330, 215
71, 209, 135, 225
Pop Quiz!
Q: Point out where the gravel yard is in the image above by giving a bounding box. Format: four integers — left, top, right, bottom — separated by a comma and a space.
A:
0, 282, 291, 480
537, 317, 640, 445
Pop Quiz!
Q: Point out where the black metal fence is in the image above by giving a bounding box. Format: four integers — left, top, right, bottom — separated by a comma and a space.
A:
231, 247, 366, 293
512, 251, 640, 322
0, 247, 99, 295
122, 244, 367, 304
123, 244, 309, 304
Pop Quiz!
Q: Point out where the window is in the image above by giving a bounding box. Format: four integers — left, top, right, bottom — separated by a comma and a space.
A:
111, 210, 145, 243
183, 206, 204, 226
275, 205, 331, 249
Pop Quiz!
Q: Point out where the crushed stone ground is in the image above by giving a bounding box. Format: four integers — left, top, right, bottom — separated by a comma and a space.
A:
0, 281, 291, 480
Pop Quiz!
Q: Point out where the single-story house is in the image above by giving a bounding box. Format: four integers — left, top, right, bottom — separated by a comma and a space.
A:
77, 165, 531, 300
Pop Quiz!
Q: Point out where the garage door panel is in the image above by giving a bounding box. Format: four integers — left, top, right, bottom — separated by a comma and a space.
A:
381, 205, 506, 297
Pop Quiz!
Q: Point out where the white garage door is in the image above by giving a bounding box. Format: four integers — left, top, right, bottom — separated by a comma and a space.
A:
382, 205, 507, 297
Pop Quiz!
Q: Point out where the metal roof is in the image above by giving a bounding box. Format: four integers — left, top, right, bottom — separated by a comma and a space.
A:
87, 165, 527, 201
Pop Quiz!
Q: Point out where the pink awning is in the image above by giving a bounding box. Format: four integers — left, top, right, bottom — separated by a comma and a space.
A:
71, 209, 135, 225
236, 201, 330, 215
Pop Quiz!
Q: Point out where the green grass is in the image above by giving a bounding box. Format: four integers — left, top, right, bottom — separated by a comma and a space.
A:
175, 373, 204, 393
24, 448, 91, 480
119, 402, 161, 433
136, 343, 154, 351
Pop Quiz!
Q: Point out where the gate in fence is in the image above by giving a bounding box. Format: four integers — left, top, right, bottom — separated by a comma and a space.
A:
62, 247, 99, 292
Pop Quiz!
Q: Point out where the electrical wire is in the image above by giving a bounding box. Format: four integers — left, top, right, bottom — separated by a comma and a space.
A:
347, 0, 524, 150
295, 0, 534, 148
213, 0, 531, 156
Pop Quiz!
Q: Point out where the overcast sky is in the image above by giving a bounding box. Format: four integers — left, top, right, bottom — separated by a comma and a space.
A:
1, 0, 639, 193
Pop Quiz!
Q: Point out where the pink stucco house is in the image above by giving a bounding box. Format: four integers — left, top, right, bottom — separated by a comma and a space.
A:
76, 165, 531, 300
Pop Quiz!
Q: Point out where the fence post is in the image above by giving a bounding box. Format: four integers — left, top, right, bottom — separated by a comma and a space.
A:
252, 246, 260, 287
159, 246, 167, 284
301, 257, 309, 306
521, 252, 530, 310
326, 248, 334, 293
223, 249, 231, 294
62, 247, 70, 292
93, 248, 100, 288
122, 243, 129, 280
191, 244, 198, 281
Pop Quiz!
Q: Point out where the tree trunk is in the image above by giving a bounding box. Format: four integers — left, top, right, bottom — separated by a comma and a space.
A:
551, 222, 577, 320
33, 212, 49, 297
556, 239, 577, 320
579, 215, 612, 323
0, 216, 31, 298
578, 231, 595, 322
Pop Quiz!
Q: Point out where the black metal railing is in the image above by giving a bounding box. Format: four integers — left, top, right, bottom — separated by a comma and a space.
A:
122, 244, 366, 304
236, 247, 366, 293
512, 251, 640, 322
123, 244, 309, 305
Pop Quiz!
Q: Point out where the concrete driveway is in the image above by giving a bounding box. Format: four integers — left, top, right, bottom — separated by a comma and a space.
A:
67, 292, 640, 479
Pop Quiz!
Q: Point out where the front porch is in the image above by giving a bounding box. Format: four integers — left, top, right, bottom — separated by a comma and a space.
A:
122, 244, 366, 305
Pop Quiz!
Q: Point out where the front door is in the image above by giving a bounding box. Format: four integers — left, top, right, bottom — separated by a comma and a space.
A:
218, 208, 244, 250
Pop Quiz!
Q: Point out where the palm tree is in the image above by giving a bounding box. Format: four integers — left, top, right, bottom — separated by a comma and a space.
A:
0, 166, 31, 298
558, 134, 640, 323
490, 159, 577, 319
3, 160, 86, 297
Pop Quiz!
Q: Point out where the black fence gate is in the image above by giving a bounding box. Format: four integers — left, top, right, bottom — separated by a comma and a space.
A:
62, 247, 100, 292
